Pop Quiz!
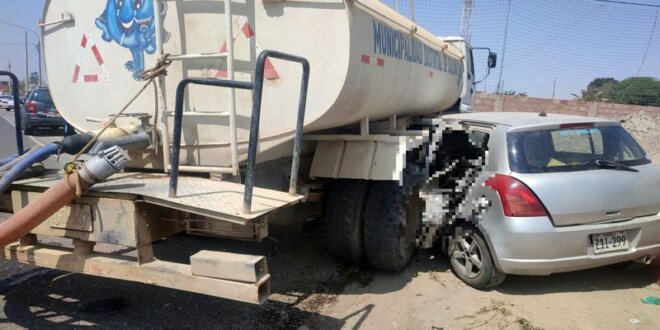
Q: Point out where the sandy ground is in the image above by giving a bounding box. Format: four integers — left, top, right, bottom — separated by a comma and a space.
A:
0, 110, 659, 329
1, 214, 659, 330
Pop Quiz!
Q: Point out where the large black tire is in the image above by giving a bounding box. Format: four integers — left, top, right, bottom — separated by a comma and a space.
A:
364, 181, 419, 272
324, 179, 370, 265
448, 227, 506, 289
23, 125, 34, 136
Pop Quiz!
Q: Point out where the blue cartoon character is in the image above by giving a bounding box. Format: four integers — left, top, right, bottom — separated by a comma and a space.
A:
95, 0, 169, 80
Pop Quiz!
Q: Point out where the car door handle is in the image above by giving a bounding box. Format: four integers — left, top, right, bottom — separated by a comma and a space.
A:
605, 210, 622, 217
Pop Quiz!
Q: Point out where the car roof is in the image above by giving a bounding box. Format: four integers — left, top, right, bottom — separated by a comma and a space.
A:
442, 112, 617, 128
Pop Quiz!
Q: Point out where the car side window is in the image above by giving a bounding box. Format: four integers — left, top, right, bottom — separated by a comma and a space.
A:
467, 129, 490, 151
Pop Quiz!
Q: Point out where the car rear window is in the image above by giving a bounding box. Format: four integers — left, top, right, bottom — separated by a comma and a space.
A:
31, 90, 53, 104
507, 125, 650, 173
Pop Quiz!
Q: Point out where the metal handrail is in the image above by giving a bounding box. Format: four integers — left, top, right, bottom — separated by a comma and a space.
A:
243, 50, 310, 213
0, 71, 24, 155
168, 50, 310, 215
168, 78, 254, 198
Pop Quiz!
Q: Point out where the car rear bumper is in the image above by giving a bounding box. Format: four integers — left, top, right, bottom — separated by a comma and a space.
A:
23, 116, 66, 128
483, 213, 660, 275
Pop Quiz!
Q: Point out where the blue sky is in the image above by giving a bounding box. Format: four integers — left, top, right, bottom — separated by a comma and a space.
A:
0, 0, 45, 85
1, 0, 659, 99
384, 0, 660, 98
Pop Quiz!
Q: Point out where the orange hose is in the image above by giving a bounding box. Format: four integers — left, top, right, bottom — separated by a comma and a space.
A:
0, 171, 89, 247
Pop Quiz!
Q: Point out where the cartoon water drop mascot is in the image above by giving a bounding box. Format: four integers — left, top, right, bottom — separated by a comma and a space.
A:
95, 0, 169, 80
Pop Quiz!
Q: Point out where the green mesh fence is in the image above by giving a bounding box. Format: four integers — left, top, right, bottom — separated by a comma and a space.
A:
379, 0, 660, 106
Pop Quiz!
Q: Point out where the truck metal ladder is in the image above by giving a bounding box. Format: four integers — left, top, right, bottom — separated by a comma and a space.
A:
152, 1, 311, 214
154, 0, 240, 175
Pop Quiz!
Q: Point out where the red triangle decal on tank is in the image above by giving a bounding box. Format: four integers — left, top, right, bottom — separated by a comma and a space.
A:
242, 23, 255, 38
72, 33, 112, 83
264, 58, 279, 80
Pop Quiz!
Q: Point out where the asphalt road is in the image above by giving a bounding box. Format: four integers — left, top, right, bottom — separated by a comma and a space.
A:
0, 109, 66, 169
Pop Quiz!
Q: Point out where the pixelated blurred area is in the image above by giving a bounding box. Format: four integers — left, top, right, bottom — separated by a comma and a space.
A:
396, 119, 492, 250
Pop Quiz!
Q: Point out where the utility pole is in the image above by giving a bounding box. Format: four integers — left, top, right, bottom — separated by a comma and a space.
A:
0, 19, 42, 87
0, 54, 11, 94
461, 0, 474, 43
37, 42, 42, 85
552, 77, 557, 99
409, 0, 416, 23
24, 31, 29, 93
496, 0, 512, 94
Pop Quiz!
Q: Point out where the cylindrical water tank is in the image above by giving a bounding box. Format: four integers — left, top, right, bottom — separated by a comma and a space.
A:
42, 0, 464, 167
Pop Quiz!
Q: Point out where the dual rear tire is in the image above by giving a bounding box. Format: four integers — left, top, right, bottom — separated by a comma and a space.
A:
324, 180, 417, 271
324, 180, 506, 288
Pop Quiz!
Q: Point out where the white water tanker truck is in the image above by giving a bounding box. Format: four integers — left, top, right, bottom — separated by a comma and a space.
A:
0, 0, 496, 304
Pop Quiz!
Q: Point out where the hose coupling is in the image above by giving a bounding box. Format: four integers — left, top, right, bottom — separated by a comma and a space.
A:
78, 145, 131, 185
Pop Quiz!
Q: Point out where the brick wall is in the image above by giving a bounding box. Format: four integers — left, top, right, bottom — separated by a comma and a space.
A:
474, 93, 660, 120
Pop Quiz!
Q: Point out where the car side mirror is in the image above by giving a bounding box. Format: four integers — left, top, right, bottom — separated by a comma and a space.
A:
488, 52, 497, 68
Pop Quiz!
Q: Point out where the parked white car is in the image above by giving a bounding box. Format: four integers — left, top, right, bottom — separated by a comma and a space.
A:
0, 95, 14, 111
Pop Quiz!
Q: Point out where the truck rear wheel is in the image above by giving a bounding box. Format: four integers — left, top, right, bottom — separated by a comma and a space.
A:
364, 181, 419, 272
324, 179, 370, 265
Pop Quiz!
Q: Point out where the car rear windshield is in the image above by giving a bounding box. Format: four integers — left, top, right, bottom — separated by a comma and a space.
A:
31, 89, 53, 104
507, 125, 650, 173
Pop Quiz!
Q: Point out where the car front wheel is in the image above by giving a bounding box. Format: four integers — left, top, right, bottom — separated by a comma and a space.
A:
449, 228, 506, 289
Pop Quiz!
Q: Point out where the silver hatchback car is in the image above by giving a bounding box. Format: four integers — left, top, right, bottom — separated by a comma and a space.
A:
439, 112, 660, 288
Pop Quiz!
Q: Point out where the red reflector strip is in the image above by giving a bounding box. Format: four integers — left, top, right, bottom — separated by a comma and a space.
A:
360, 55, 385, 67
84, 75, 99, 82
559, 122, 595, 129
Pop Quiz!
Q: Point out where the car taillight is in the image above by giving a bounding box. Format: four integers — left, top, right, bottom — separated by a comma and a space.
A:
485, 174, 547, 217
26, 101, 36, 113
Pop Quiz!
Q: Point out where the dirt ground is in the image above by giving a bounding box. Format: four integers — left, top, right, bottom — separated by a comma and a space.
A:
1, 213, 659, 330
0, 111, 659, 329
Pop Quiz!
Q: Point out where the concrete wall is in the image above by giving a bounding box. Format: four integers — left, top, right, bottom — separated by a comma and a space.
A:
474, 93, 660, 120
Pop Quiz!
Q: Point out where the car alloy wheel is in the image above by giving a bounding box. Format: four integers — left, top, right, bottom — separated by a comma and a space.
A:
451, 235, 484, 279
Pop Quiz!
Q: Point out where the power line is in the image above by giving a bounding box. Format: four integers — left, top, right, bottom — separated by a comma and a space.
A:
592, 0, 660, 8
10, 47, 22, 63
496, 0, 512, 93
518, 5, 604, 59
636, 10, 659, 75
0, 42, 39, 47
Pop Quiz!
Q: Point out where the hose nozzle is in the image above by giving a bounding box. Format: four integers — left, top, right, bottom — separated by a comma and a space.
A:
78, 145, 131, 185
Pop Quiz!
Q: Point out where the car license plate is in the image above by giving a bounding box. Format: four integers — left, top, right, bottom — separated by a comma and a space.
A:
590, 231, 628, 254
46, 113, 60, 118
